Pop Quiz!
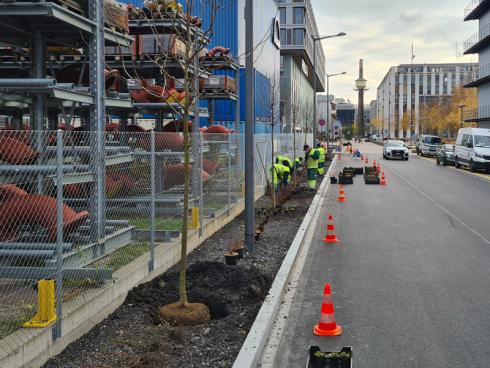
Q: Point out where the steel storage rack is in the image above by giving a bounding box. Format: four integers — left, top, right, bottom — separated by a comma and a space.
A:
104, 8, 216, 236
0, 0, 135, 338
200, 53, 241, 215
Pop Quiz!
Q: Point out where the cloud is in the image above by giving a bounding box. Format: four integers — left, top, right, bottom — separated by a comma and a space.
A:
311, 0, 476, 103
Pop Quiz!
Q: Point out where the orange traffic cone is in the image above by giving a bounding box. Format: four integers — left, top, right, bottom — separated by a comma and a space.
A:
377, 163, 381, 174
381, 172, 387, 186
313, 283, 342, 336
337, 153, 341, 160
338, 185, 346, 203
364, 155, 368, 164
373, 159, 377, 168
323, 214, 339, 243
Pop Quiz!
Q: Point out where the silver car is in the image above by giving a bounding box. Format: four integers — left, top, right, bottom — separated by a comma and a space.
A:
383, 140, 409, 160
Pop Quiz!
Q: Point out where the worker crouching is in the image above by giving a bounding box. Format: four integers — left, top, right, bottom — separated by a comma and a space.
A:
270, 163, 290, 191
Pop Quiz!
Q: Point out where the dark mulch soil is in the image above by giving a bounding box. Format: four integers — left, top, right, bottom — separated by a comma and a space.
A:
43, 181, 320, 368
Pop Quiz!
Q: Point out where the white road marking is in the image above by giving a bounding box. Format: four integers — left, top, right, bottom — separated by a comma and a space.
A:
384, 164, 490, 245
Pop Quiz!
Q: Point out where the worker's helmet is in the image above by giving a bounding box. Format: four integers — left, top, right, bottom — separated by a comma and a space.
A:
303, 145, 310, 151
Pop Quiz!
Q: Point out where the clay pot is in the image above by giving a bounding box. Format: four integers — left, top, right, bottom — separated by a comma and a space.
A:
0, 184, 28, 202
0, 137, 38, 164
162, 164, 210, 190
208, 46, 230, 57
202, 158, 221, 175
0, 194, 89, 241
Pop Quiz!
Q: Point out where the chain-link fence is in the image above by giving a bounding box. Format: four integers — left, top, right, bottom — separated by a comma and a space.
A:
0, 129, 311, 344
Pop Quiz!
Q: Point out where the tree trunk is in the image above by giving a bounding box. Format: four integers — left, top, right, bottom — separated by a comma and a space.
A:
178, 34, 192, 308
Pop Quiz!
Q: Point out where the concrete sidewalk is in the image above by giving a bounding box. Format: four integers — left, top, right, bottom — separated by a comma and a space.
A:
272, 143, 490, 367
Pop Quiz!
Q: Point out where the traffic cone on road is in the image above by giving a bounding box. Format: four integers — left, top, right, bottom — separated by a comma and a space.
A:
338, 185, 346, 203
373, 160, 377, 168
381, 172, 387, 186
377, 163, 381, 174
337, 153, 341, 160
364, 155, 368, 164
323, 214, 339, 243
313, 283, 342, 336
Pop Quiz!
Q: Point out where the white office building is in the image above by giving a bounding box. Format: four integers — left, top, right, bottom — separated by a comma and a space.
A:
376, 63, 478, 139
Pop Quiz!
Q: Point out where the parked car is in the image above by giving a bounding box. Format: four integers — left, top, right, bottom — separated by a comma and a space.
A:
383, 140, 409, 160
416, 134, 442, 156
454, 127, 490, 172
436, 144, 455, 166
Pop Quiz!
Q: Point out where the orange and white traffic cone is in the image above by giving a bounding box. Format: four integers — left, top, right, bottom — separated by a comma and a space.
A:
338, 185, 346, 203
313, 283, 342, 336
377, 163, 381, 174
381, 172, 387, 186
323, 214, 339, 243
364, 155, 368, 164
373, 159, 377, 168
337, 153, 341, 160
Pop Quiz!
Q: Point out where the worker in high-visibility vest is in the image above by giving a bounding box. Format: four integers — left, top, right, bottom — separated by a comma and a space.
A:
304, 145, 320, 191
294, 157, 303, 171
276, 155, 294, 173
316, 143, 326, 176
270, 163, 291, 190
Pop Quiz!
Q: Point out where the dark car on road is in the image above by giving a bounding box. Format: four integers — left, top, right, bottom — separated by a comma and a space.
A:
436, 144, 455, 166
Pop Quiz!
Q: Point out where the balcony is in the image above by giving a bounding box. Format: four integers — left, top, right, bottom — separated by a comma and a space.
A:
464, 23, 490, 54
464, 63, 490, 87
464, 0, 490, 21
464, 105, 490, 122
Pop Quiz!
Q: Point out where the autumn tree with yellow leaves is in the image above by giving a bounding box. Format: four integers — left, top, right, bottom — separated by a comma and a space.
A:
419, 86, 477, 138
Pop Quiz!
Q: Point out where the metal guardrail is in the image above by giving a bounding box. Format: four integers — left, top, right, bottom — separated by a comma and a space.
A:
465, 0, 482, 18
464, 105, 490, 120
464, 23, 490, 53
461, 64, 487, 85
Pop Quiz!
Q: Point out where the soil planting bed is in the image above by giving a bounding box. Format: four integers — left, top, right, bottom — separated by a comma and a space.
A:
43, 178, 323, 368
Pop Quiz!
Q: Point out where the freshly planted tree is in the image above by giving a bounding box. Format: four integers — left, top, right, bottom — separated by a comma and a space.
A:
128, 0, 222, 325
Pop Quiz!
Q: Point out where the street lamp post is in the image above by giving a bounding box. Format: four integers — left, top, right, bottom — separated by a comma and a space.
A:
326, 72, 346, 153
459, 104, 466, 129
312, 32, 346, 147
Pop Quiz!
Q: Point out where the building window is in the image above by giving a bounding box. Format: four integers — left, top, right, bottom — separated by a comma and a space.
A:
293, 28, 304, 45
280, 29, 286, 45
279, 8, 286, 24
293, 7, 305, 24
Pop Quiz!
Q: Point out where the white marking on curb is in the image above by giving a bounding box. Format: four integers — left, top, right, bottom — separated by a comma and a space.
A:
233, 157, 337, 368
386, 165, 490, 245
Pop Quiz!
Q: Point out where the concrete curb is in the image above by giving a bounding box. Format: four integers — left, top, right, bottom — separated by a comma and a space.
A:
232, 158, 337, 368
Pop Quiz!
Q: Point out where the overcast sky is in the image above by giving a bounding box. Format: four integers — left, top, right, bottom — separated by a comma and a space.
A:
311, 0, 478, 104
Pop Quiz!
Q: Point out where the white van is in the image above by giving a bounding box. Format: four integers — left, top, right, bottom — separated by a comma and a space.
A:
454, 128, 490, 172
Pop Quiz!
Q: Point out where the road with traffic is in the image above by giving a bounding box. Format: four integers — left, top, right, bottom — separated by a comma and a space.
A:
271, 142, 490, 367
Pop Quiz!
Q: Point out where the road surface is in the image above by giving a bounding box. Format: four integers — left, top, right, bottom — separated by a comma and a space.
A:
272, 143, 490, 368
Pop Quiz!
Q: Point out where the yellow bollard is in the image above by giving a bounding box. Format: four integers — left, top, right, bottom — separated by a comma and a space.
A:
24, 279, 57, 328
190, 207, 200, 230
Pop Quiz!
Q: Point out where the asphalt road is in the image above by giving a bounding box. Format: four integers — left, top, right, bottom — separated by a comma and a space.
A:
273, 143, 490, 368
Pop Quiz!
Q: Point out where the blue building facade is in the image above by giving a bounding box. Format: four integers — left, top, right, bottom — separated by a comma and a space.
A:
119, 0, 281, 133
194, 0, 281, 133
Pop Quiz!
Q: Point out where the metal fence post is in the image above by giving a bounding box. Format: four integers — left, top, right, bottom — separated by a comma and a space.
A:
53, 130, 63, 340
227, 137, 231, 215
199, 134, 204, 236
149, 131, 155, 273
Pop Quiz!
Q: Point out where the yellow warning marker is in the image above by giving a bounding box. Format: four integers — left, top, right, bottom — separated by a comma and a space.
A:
24, 279, 57, 328
190, 207, 200, 230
